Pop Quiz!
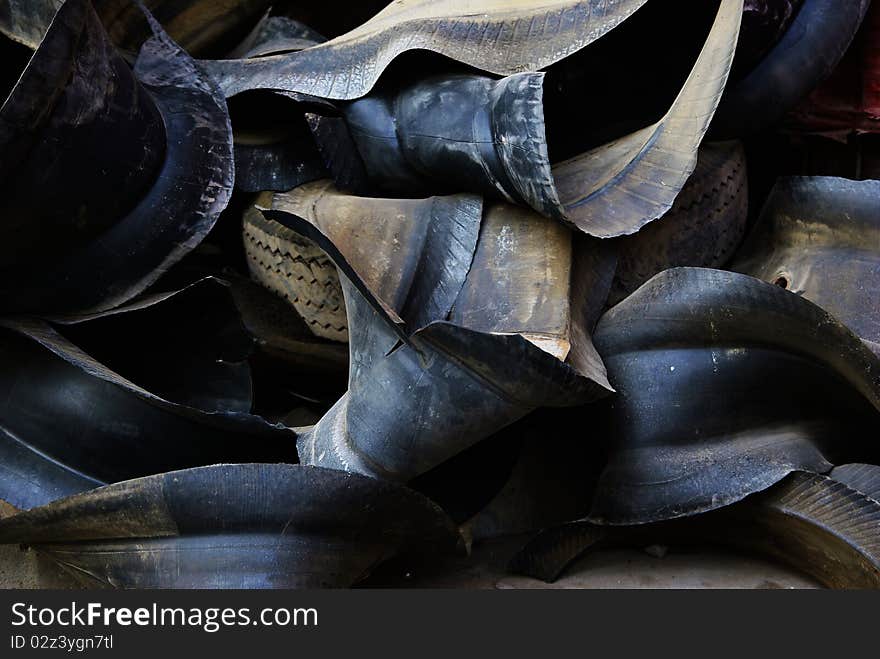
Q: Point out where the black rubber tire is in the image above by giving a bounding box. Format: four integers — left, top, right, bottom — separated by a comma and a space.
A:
243, 207, 348, 343
609, 140, 749, 306
712, 0, 870, 138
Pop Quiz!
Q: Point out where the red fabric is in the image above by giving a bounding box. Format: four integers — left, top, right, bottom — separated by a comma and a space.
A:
786, 2, 880, 139
864, 3, 880, 117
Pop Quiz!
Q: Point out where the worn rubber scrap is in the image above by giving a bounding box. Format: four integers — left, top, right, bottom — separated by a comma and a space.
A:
233, 98, 330, 194
230, 19, 331, 193
713, 0, 871, 137
590, 267, 880, 525
0, 0, 61, 48
830, 463, 880, 503
260, 181, 612, 482
461, 237, 617, 540
733, 177, 880, 354
244, 197, 348, 342
733, 472, 880, 588
734, 0, 804, 76
1, 0, 272, 55
551, 0, 743, 237
203, 0, 650, 101
322, 72, 562, 220
310, 0, 743, 238
228, 274, 349, 371
509, 522, 609, 583
608, 140, 748, 305
0, 279, 294, 511
511, 472, 880, 589
0, 0, 233, 315
227, 14, 327, 58
0, 464, 461, 589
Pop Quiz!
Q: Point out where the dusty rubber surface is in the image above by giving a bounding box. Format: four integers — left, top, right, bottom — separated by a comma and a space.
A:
0, 534, 819, 590
609, 140, 748, 305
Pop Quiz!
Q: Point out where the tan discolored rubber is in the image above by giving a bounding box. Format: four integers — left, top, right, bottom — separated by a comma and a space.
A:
244, 207, 348, 343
